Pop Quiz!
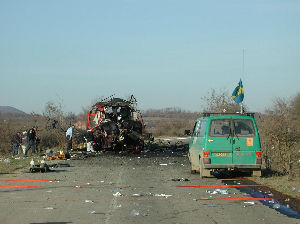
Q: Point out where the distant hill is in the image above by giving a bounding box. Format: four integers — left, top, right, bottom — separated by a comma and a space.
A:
0, 106, 26, 115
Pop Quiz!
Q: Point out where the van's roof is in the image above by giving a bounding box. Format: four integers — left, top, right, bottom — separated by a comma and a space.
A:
202, 112, 255, 118
196, 112, 256, 121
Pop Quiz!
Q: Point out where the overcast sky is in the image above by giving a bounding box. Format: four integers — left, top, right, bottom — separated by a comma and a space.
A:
0, 0, 299, 114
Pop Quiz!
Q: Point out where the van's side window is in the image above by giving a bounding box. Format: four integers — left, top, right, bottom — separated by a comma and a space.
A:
198, 120, 207, 137
193, 121, 201, 136
209, 119, 231, 137
195, 121, 201, 137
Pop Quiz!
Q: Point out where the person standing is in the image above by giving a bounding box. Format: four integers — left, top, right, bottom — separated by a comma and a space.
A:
21, 130, 27, 155
24, 126, 38, 156
86, 129, 95, 152
66, 125, 75, 152
11, 132, 22, 156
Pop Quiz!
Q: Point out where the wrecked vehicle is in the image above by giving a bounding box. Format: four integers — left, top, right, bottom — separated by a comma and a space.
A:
87, 95, 150, 153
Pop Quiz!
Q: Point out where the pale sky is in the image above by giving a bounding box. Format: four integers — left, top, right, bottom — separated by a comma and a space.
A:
0, 0, 299, 114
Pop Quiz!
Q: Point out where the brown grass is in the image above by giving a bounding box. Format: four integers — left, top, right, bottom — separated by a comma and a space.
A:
0, 157, 32, 174
250, 175, 300, 198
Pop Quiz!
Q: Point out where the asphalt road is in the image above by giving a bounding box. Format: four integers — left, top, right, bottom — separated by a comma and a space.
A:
0, 140, 299, 224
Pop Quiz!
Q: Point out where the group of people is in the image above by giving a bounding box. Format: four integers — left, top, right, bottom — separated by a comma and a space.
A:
11, 124, 75, 157
11, 126, 39, 156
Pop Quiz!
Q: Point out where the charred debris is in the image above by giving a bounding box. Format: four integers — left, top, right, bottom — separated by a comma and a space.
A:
86, 95, 153, 154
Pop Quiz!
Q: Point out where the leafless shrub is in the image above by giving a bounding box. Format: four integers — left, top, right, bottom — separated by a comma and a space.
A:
39, 129, 62, 149
201, 89, 242, 113
258, 94, 300, 179
39, 101, 72, 150
0, 118, 14, 155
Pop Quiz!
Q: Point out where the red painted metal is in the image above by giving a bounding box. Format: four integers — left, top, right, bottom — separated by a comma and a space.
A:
1, 179, 55, 182
197, 197, 279, 201
176, 184, 267, 187
0, 186, 42, 188
192, 178, 249, 181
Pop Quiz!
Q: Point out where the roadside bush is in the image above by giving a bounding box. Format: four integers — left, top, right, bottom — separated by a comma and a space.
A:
257, 94, 300, 179
40, 101, 75, 150
0, 118, 14, 155
39, 128, 65, 150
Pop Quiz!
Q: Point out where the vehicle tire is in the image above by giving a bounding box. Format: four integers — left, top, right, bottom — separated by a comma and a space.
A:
199, 160, 211, 178
188, 152, 191, 162
189, 151, 200, 173
252, 170, 262, 177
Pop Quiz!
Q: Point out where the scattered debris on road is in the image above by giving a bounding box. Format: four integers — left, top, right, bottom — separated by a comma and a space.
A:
171, 178, 190, 181
206, 189, 229, 195
154, 194, 172, 198
244, 201, 255, 205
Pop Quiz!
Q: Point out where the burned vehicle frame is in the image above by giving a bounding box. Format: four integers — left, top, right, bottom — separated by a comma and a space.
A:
87, 95, 148, 153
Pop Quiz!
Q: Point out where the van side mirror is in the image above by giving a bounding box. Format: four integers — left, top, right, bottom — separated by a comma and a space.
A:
184, 130, 191, 136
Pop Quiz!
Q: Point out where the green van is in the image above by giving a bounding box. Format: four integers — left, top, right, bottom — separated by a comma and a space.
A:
188, 113, 262, 178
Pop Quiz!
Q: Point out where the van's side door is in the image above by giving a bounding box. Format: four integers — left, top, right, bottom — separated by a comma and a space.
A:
189, 120, 202, 169
189, 121, 199, 148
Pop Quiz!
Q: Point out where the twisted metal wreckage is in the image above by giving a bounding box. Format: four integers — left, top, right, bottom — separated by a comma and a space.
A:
87, 95, 152, 154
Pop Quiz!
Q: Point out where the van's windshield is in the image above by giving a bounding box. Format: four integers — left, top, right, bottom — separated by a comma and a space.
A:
209, 119, 255, 137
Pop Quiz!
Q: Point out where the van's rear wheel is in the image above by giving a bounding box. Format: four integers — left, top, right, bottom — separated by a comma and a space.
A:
199, 161, 211, 178
252, 170, 262, 177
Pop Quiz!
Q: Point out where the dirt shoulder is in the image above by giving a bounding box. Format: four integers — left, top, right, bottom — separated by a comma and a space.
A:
250, 174, 300, 199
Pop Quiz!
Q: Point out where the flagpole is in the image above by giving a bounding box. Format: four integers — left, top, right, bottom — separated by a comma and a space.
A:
242, 49, 245, 78
240, 49, 245, 114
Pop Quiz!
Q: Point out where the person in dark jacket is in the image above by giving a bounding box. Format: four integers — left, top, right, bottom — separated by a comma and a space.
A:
24, 126, 38, 156
11, 132, 22, 156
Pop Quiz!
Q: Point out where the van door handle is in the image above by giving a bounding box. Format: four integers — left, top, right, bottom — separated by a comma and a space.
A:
235, 147, 240, 151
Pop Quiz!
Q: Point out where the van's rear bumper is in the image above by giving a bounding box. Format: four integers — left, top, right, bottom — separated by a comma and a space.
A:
203, 164, 261, 169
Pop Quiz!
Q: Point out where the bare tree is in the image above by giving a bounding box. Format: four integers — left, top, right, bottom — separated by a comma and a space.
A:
258, 94, 300, 179
40, 101, 68, 149
201, 88, 243, 113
